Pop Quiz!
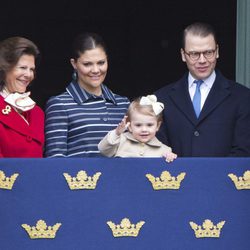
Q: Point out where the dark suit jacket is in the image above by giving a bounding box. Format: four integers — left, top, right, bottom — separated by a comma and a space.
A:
155, 70, 250, 157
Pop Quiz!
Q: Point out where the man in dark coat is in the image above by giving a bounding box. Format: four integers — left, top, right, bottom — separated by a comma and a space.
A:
155, 22, 250, 157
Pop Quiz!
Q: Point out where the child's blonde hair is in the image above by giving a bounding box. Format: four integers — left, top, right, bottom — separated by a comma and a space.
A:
126, 97, 163, 123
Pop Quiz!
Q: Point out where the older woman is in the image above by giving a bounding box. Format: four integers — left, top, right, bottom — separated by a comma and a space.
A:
0, 37, 44, 157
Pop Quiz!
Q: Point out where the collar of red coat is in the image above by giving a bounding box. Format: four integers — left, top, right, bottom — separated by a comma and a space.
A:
0, 95, 43, 144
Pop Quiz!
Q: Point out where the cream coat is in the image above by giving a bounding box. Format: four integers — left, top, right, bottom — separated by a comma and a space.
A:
98, 130, 172, 158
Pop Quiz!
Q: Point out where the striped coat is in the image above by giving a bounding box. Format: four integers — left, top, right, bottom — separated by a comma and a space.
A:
45, 82, 129, 157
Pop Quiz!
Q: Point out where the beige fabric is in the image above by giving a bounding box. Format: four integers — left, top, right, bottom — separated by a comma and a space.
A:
98, 130, 172, 157
4, 92, 35, 112
1, 89, 35, 112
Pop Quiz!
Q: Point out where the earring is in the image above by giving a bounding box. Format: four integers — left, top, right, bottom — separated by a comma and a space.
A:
72, 70, 78, 82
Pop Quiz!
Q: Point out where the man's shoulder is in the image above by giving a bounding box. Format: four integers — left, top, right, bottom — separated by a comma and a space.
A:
225, 79, 250, 98
155, 82, 175, 93
154, 77, 184, 98
231, 81, 250, 92
216, 70, 250, 92
155, 73, 187, 92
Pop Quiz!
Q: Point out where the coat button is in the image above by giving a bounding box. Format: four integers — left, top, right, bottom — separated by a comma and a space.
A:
26, 135, 32, 142
102, 117, 108, 121
194, 131, 200, 137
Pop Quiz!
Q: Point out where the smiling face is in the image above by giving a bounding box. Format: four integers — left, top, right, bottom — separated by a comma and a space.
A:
4, 54, 35, 93
128, 110, 161, 143
181, 33, 219, 80
70, 47, 108, 96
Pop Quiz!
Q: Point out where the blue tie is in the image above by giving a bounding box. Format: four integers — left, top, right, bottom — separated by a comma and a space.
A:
192, 80, 203, 117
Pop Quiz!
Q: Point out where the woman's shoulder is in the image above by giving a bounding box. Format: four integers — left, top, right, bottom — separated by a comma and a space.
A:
113, 93, 130, 102
102, 84, 130, 103
33, 104, 44, 112
46, 90, 71, 106
111, 92, 130, 107
31, 105, 45, 119
44, 91, 71, 114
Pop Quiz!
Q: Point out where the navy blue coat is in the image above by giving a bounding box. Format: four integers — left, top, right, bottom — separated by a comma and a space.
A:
155, 71, 250, 157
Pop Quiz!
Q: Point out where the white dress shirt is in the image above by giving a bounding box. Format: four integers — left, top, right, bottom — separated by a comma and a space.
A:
188, 71, 216, 110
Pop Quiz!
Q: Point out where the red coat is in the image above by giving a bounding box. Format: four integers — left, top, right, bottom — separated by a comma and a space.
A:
0, 96, 44, 157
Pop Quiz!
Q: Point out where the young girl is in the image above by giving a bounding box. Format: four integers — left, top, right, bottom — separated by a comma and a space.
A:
98, 95, 177, 162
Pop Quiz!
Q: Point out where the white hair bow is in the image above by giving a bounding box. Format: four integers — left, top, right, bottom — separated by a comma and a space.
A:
139, 95, 164, 115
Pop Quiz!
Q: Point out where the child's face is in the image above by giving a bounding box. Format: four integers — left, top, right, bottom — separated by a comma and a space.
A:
128, 110, 161, 143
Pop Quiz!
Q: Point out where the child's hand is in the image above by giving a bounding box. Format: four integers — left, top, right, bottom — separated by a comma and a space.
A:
115, 116, 130, 136
164, 151, 177, 163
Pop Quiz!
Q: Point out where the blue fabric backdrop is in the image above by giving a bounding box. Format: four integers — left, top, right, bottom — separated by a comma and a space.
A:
0, 158, 249, 250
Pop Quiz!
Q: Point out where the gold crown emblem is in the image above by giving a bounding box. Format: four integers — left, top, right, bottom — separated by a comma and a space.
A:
228, 170, 250, 190
146, 170, 186, 190
0, 170, 19, 190
22, 220, 61, 239
189, 219, 225, 238
63, 170, 101, 190
107, 218, 145, 237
